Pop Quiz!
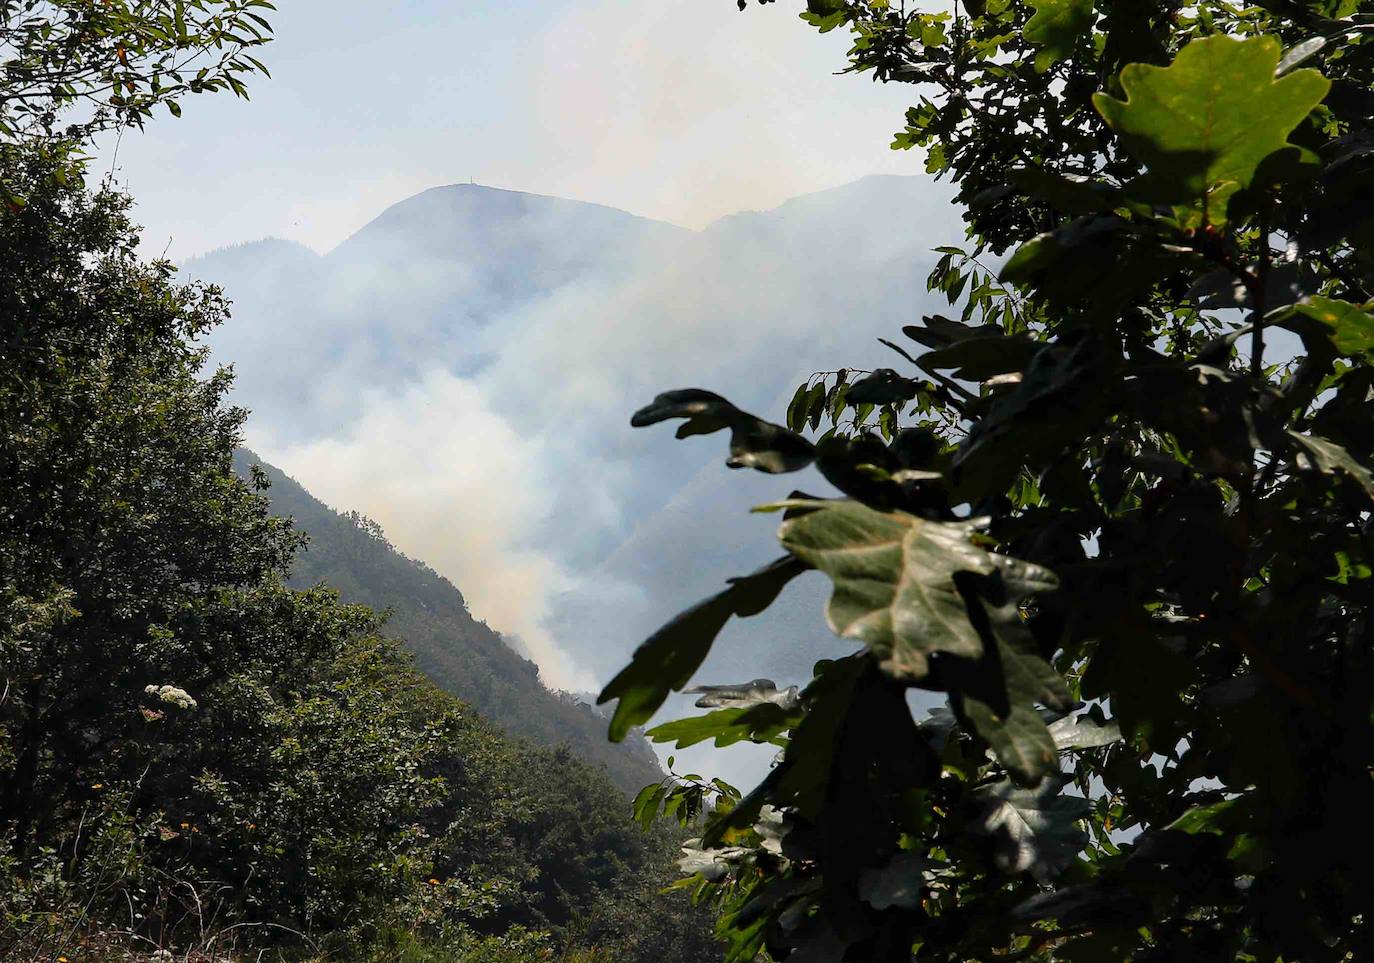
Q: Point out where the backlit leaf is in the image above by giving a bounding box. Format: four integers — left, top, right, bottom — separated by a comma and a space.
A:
1093, 35, 1330, 225
1024, 0, 1093, 71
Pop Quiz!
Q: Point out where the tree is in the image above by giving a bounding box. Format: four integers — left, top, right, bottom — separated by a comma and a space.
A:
0, 140, 449, 949
0, 0, 275, 147
0, 143, 303, 850
603, 1, 1374, 959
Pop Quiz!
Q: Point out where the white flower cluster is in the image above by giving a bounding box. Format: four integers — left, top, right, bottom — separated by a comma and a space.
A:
144, 684, 198, 710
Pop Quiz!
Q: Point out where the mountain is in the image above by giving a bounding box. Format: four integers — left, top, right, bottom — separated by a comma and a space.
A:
190, 185, 689, 444
328, 183, 688, 318
233, 449, 663, 794
193, 175, 963, 785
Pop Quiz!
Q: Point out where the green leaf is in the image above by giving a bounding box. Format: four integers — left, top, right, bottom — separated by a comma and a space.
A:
1163, 798, 1239, 835
1280, 297, 1374, 356
919, 335, 1039, 381
828, 381, 851, 424
704, 656, 869, 843
632, 389, 815, 473
801, 0, 851, 32
969, 775, 1089, 882
773, 500, 1057, 682
1012, 883, 1144, 927
633, 782, 668, 830
806, 381, 828, 431
599, 557, 808, 740
1024, 0, 1093, 71
786, 382, 812, 432
1009, 168, 1123, 214
1000, 215, 1175, 310
904, 316, 1002, 351
1080, 619, 1193, 745
952, 339, 1117, 497
646, 703, 801, 749
769, 654, 869, 818
1093, 35, 1330, 225
1286, 429, 1374, 498
946, 557, 1070, 783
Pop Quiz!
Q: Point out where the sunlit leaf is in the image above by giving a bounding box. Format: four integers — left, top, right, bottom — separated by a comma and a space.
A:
1277, 296, 1374, 356
774, 500, 998, 677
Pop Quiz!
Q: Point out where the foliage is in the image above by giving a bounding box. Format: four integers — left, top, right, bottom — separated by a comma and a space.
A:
0, 135, 429, 948
604, 0, 1374, 959
0, 139, 298, 855
0, 0, 275, 149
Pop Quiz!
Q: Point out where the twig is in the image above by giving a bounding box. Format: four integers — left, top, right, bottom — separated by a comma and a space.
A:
1251, 210, 1271, 379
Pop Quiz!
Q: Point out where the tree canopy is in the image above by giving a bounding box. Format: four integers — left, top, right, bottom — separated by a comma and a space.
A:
605, 0, 1374, 959
0, 0, 274, 148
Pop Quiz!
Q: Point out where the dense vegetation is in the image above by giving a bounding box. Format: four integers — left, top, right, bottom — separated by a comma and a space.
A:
237, 452, 663, 795
606, 0, 1374, 960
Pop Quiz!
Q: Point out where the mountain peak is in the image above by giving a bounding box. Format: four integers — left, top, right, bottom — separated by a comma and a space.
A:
327, 181, 687, 260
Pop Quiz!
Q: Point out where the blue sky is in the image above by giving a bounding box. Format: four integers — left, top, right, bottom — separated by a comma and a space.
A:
98, 0, 922, 259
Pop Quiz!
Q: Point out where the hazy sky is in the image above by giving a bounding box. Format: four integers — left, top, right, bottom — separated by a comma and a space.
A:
97, 0, 920, 259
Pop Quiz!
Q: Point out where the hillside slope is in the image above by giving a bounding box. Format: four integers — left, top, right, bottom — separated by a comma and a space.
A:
233, 449, 662, 793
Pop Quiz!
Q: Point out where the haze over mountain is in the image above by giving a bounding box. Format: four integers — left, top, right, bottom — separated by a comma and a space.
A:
188, 174, 962, 781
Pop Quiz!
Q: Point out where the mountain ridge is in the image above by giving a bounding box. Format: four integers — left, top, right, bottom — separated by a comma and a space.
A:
185, 175, 934, 265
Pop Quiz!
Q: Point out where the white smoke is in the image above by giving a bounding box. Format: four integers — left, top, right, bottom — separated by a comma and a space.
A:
262, 368, 596, 692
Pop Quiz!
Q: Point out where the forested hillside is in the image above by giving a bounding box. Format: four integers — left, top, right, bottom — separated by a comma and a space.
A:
233, 450, 663, 793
